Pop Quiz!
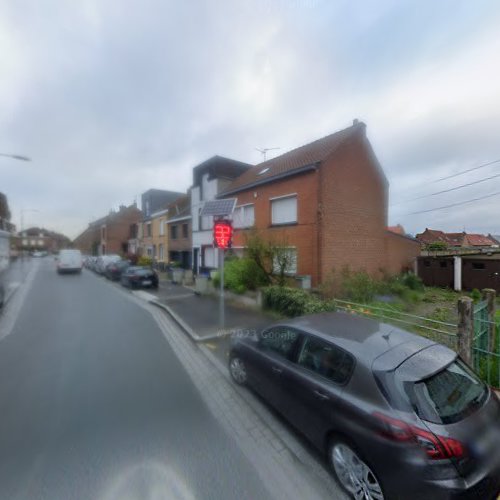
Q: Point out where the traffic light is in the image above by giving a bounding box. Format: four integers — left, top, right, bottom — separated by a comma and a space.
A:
213, 220, 233, 249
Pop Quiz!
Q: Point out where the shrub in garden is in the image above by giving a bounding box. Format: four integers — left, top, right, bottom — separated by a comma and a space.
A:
263, 286, 335, 317
340, 268, 377, 303
138, 256, 153, 267
212, 257, 269, 294
471, 288, 481, 302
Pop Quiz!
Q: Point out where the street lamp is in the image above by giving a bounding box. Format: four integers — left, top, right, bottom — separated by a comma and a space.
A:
0, 153, 31, 162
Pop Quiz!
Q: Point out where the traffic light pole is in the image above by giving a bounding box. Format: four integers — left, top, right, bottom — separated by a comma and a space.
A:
219, 247, 225, 330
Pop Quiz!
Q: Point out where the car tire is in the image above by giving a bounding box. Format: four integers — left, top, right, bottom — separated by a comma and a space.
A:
328, 438, 387, 500
229, 355, 248, 385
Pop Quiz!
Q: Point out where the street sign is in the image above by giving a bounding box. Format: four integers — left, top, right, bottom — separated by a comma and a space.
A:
213, 220, 233, 249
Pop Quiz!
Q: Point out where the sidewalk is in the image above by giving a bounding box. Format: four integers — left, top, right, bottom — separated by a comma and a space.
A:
149, 279, 274, 342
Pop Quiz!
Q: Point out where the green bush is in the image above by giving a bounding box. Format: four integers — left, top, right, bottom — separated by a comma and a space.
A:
340, 269, 378, 303
401, 273, 424, 291
471, 288, 481, 302
263, 286, 336, 317
212, 257, 269, 294
426, 241, 448, 251
138, 256, 153, 266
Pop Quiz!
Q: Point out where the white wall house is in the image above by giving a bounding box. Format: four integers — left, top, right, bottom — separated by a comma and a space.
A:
190, 156, 251, 274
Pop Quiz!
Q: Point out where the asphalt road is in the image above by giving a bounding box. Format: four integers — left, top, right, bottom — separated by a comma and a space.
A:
0, 258, 274, 500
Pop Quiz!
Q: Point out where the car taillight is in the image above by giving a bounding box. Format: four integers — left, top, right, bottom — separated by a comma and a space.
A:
373, 412, 465, 460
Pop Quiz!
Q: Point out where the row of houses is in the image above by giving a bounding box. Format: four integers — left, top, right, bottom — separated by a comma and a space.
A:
73, 120, 420, 287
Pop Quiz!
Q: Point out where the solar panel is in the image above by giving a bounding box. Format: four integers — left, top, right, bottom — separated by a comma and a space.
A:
200, 198, 237, 216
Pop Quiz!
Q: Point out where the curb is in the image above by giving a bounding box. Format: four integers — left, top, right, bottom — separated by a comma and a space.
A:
148, 300, 202, 341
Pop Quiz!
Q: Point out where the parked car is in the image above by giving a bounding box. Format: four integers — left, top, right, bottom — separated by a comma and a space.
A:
95, 254, 121, 275
120, 266, 159, 289
105, 260, 130, 281
56, 249, 83, 274
229, 312, 500, 499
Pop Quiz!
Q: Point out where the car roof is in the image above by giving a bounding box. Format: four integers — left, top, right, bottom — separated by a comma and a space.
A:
276, 311, 436, 365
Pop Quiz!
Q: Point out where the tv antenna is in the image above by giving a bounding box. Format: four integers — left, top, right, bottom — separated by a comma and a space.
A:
255, 147, 280, 161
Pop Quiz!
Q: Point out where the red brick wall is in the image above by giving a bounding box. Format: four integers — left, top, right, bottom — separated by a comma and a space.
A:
105, 207, 142, 255
384, 231, 420, 274
319, 129, 389, 283
73, 226, 100, 255
230, 171, 320, 284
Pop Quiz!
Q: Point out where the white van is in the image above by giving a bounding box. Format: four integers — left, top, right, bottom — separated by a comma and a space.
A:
57, 249, 83, 274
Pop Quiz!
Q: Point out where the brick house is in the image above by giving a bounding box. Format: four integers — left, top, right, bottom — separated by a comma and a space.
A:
219, 120, 419, 287
416, 229, 497, 249
190, 156, 251, 274
167, 194, 192, 269
139, 189, 183, 258
74, 204, 142, 255
17, 227, 71, 253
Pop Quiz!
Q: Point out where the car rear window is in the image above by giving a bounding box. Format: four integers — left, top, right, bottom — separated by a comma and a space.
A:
408, 359, 488, 424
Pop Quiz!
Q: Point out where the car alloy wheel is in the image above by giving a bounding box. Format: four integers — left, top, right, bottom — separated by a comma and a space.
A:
331, 442, 384, 500
229, 356, 247, 385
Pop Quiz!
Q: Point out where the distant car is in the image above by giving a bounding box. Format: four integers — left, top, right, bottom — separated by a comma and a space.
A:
95, 254, 121, 275
31, 251, 46, 257
105, 260, 130, 281
229, 312, 500, 500
120, 266, 159, 289
57, 249, 83, 274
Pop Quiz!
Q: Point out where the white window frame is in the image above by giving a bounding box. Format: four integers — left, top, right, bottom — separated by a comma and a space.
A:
270, 194, 297, 225
272, 247, 298, 276
233, 203, 255, 229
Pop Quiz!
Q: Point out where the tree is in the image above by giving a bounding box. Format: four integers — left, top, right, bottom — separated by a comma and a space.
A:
244, 229, 295, 286
0, 192, 11, 221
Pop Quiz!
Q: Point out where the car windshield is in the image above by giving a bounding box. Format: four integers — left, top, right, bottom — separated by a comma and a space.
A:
409, 359, 488, 424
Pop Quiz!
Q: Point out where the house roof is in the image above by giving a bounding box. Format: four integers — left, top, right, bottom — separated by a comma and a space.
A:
387, 224, 405, 236
465, 233, 496, 246
219, 121, 366, 196
167, 194, 191, 222
192, 155, 252, 187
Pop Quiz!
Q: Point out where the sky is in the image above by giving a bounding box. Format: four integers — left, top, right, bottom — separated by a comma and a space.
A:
1, 0, 500, 239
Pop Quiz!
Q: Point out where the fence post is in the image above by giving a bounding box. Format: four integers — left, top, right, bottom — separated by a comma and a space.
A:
457, 296, 473, 365
482, 288, 496, 353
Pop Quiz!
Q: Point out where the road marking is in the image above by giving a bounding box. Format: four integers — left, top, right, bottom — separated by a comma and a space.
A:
131, 290, 158, 302
204, 342, 217, 350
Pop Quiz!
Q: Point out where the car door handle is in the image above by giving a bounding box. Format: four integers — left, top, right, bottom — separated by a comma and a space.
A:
272, 366, 283, 374
314, 390, 329, 401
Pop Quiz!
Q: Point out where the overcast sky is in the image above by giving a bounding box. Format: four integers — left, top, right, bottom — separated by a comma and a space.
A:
1, 0, 500, 239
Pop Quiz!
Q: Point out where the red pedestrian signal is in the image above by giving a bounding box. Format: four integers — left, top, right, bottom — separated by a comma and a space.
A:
213, 220, 233, 249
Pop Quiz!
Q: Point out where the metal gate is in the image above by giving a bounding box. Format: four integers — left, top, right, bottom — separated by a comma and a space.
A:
473, 300, 500, 388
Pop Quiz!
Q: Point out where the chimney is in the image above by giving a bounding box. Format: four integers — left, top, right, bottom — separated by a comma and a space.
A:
353, 119, 359, 126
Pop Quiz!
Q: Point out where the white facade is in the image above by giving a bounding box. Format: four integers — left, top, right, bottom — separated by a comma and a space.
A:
191, 174, 227, 271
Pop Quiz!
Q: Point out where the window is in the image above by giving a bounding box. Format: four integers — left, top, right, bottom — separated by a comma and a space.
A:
472, 262, 485, 270
260, 328, 299, 358
145, 200, 150, 216
171, 225, 178, 239
182, 223, 188, 238
271, 195, 297, 225
424, 260, 431, 267
440, 261, 447, 268
233, 204, 255, 228
101, 227, 106, 240
408, 359, 487, 424
159, 243, 164, 260
159, 220, 165, 236
298, 336, 354, 384
272, 248, 297, 275
146, 223, 152, 237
